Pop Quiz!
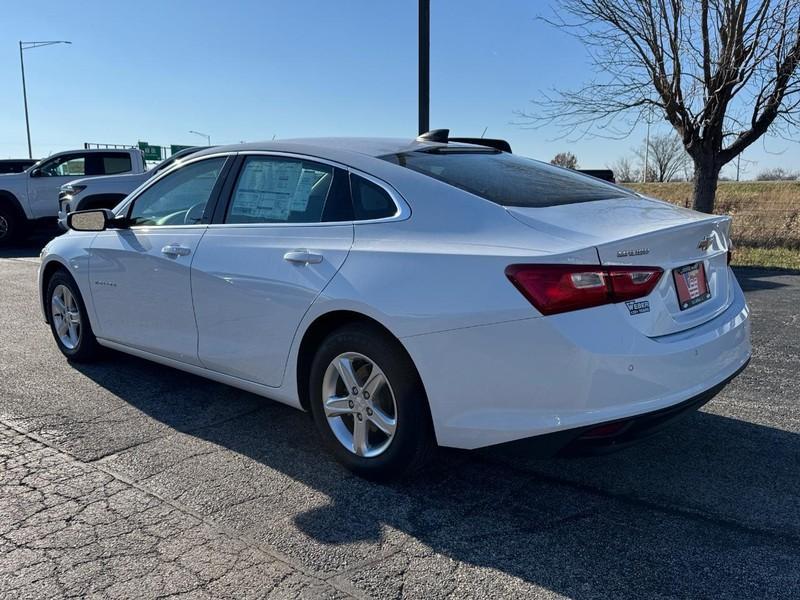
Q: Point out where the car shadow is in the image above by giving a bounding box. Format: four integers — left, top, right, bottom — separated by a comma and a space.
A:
70, 351, 800, 598
733, 265, 800, 291
0, 231, 58, 259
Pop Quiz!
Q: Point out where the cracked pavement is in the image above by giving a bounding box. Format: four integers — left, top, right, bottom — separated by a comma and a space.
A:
0, 425, 342, 599
1, 239, 799, 599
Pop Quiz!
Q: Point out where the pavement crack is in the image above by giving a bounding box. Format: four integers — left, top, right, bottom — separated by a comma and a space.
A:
0, 420, 357, 599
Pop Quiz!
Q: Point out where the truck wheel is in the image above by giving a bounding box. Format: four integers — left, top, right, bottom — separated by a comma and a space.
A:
0, 203, 25, 246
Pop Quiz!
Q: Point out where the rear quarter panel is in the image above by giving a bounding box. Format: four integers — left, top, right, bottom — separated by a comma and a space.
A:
277, 174, 600, 407
318, 172, 602, 338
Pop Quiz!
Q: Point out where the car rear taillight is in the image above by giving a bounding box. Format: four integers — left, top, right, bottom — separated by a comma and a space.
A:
505, 264, 663, 315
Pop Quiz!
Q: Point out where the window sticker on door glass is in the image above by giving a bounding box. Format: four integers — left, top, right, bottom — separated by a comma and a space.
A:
230, 160, 303, 221
289, 169, 324, 212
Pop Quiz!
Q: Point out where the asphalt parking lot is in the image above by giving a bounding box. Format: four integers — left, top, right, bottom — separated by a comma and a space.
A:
1, 237, 798, 599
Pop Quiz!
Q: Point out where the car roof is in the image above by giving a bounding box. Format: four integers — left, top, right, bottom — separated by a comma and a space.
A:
190, 137, 461, 162
54, 148, 138, 154
168, 146, 204, 159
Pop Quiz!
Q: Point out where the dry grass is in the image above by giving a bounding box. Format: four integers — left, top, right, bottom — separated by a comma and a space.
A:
627, 181, 800, 249
730, 246, 800, 271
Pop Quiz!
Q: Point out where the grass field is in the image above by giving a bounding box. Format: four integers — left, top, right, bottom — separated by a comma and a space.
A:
729, 246, 800, 271
627, 181, 800, 249
626, 181, 800, 270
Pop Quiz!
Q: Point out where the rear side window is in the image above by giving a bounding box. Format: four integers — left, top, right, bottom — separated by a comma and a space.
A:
226, 156, 352, 224
350, 174, 397, 220
99, 153, 132, 175
0, 160, 35, 174
381, 149, 632, 207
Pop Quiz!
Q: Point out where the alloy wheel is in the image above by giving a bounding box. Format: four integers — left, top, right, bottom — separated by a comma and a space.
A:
321, 352, 398, 458
0, 215, 8, 239
51, 284, 82, 350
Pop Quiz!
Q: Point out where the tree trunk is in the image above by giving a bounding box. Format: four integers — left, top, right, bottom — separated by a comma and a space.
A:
692, 157, 721, 214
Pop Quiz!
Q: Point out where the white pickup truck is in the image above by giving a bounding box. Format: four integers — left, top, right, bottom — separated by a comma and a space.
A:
0, 147, 145, 245
57, 146, 204, 229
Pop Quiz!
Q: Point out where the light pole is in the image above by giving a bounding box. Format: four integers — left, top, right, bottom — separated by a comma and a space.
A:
418, 0, 430, 135
189, 130, 211, 146
642, 106, 653, 183
19, 40, 72, 159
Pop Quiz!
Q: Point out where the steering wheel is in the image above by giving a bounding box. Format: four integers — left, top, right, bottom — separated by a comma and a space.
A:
184, 202, 206, 225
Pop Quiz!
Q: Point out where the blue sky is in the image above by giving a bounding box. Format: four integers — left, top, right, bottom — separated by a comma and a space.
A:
0, 0, 796, 178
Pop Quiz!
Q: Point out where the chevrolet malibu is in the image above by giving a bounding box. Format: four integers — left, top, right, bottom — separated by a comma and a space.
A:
38, 134, 751, 479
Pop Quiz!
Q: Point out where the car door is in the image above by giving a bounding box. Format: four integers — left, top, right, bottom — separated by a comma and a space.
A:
191, 154, 355, 387
27, 152, 96, 218
88, 155, 231, 364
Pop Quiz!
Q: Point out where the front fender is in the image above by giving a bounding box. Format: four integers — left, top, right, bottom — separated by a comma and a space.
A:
38, 254, 70, 322
0, 185, 30, 219
38, 235, 98, 327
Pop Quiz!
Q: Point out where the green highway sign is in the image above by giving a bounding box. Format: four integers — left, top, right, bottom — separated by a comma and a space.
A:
137, 141, 163, 162
170, 144, 193, 154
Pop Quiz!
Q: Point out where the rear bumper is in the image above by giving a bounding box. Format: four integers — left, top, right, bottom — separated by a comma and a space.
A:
492, 358, 749, 457
403, 273, 751, 449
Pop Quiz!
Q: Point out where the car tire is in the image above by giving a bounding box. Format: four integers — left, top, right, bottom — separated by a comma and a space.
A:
309, 323, 435, 480
45, 270, 101, 362
0, 203, 25, 247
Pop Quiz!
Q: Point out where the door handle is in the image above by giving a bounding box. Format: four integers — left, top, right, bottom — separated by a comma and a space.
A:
161, 244, 191, 257
283, 250, 323, 265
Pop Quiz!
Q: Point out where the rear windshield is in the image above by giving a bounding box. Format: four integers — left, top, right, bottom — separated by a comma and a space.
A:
380, 149, 632, 207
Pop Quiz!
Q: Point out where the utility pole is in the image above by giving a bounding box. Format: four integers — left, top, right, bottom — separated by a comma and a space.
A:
19, 40, 72, 159
418, 0, 430, 135
642, 110, 651, 183
19, 43, 31, 159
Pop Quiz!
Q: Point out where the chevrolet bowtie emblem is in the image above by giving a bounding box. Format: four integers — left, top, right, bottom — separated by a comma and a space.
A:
697, 235, 713, 251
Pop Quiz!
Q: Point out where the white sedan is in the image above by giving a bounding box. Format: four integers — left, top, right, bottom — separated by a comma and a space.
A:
38, 134, 751, 479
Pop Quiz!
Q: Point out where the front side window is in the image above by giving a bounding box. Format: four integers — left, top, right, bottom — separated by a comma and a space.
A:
151, 148, 200, 176
381, 149, 633, 207
128, 157, 226, 226
38, 154, 89, 177
226, 156, 350, 224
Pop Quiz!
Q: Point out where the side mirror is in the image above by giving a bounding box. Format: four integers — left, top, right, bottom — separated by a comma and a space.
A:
30, 168, 43, 178
67, 209, 116, 232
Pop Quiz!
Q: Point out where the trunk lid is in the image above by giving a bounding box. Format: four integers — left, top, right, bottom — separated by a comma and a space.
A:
506, 196, 733, 337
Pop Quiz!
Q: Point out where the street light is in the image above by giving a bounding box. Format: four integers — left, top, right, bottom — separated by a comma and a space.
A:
642, 104, 654, 183
189, 130, 211, 146
419, 0, 430, 134
19, 40, 72, 159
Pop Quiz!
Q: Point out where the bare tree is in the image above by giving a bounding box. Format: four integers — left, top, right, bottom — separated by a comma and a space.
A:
551, 151, 579, 168
521, 0, 800, 212
756, 166, 799, 180
634, 133, 692, 182
608, 156, 639, 182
